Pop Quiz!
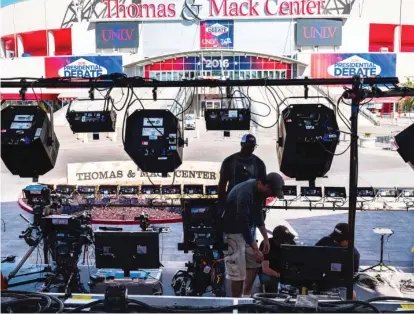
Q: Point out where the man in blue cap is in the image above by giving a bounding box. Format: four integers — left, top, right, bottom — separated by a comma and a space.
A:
218, 133, 267, 296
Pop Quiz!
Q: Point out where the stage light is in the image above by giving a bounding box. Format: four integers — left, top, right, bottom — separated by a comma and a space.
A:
205, 108, 251, 130
394, 123, 414, 168
1, 105, 60, 179
277, 104, 339, 182
124, 110, 184, 174
66, 98, 117, 133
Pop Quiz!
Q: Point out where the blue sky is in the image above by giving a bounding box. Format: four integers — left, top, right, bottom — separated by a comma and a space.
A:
1, 0, 24, 7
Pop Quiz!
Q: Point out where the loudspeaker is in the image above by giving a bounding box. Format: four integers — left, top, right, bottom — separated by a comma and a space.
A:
394, 123, 414, 167
1, 106, 60, 178
124, 109, 183, 174
277, 104, 339, 181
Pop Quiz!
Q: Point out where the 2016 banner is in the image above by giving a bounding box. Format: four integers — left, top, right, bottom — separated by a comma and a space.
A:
200, 20, 234, 49
96, 21, 139, 49
44, 56, 123, 78
296, 19, 342, 47
311, 53, 397, 78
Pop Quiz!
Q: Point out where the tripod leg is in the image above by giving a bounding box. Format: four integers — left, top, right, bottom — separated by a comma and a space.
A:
361, 263, 381, 272
8, 239, 42, 280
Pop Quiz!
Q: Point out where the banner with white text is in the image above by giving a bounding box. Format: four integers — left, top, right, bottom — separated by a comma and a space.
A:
200, 20, 234, 49
67, 160, 221, 185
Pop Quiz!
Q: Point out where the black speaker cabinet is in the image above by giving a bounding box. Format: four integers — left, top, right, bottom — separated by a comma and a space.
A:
394, 123, 414, 166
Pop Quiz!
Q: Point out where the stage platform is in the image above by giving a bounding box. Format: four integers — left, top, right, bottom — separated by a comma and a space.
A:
1, 200, 414, 300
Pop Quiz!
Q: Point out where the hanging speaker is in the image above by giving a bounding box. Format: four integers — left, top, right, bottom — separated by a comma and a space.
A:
1, 106, 60, 178
394, 123, 414, 168
277, 104, 340, 181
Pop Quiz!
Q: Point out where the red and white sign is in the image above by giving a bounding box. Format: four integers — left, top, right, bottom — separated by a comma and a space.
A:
99, 0, 344, 21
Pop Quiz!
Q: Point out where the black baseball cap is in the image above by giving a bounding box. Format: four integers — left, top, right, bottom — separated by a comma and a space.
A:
272, 225, 295, 244
330, 223, 350, 241
266, 172, 285, 199
241, 134, 257, 146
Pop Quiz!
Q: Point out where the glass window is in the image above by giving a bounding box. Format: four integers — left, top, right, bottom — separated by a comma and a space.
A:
155, 72, 161, 81
190, 72, 195, 79
257, 71, 262, 79
234, 71, 239, 80
281, 71, 286, 79
166, 72, 172, 81
263, 71, 268, 78
245, 71, 251, 80
268, 71, 274, 79
161, 72, 167, 81
275, 71, 280, 79
239, 71, 245, 80
173, 72, 179, 81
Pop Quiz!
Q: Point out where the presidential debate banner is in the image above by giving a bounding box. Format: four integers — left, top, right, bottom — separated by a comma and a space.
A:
296, 19, 342, 47
310, 53, 397, 78
200, 20, 234, 49
95, 21, 139, 49
44, 56, 123, 78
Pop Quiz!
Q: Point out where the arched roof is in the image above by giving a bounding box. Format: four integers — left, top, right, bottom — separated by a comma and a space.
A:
124, 49, 307, 67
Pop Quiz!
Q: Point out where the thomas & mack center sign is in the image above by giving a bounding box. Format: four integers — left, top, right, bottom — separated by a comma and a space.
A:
97, 0, 349, 21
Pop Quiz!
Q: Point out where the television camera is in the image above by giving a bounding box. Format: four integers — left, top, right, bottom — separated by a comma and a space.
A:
172, 199, 226, 297
8, 185, 93, 294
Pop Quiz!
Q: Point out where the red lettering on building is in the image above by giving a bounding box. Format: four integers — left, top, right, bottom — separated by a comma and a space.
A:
264, 0, 325, 16
102, 0, 176, 19
209, 0, 259, 17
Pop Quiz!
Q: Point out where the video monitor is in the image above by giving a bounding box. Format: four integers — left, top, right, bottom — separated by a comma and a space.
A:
77, 186, 96, 194
324, 187, 347, 198
95, 231, 160, 273
283, 185, 297, 197
162, 185, 182, 195
119, 186, 139, 195
205, 185, 218, 196
55, 185, 76, 195
141, 185, 161, 195
301, 187, 322, 197
279, 245, 348, 290
397, 187, 414, 198
374, 187, 397, 198
357, 187, 375, 197
99, 185, 118, 195
183, 184, 204, 195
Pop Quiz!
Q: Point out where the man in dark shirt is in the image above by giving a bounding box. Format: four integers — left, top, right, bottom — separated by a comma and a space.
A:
259, 226, 296, 292
315, 223, 360, 273
218, 134, 267, 295
222, 173, 285, 297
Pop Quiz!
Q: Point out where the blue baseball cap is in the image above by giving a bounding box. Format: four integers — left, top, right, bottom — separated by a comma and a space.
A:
241, 134, 257, 146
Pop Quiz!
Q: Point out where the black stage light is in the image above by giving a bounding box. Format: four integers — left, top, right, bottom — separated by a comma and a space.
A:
277, 104, 339, 181
394, 123, 414, 168
205, 108, 251, 130
124, 110, 184, 174
66, 98, 117, 133
1, 105, 59, 178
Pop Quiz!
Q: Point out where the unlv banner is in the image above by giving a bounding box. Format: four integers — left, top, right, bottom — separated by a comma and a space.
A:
67, 160, 221, 185
95, 21, 139, 49
296, 19, 342, 47
200, 20, 234, 49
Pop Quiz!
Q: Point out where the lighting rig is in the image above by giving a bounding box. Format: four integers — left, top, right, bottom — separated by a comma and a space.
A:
2, 75, 414, 301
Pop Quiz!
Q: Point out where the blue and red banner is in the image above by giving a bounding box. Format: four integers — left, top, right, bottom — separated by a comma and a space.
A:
200, 20, 234, 49
311, 53, 397, 78
45, 56, 123, 78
